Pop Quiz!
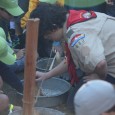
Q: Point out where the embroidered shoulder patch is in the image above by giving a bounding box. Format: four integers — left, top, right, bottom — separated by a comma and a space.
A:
70, 34, 85, 47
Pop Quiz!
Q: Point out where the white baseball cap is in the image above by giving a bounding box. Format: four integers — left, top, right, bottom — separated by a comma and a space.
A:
74, 80, 115, 115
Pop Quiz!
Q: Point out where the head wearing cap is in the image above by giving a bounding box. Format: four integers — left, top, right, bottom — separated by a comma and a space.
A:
74, 80, 115, 115
0, 28, 16, 65
0, 0, 24, 16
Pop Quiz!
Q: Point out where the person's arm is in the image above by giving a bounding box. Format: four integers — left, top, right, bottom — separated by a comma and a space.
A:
83, 60, 107, 82
36, 58, 68, 81
70, 32, 106, 81
0, 76, 3, 89
94, 60, 107, 78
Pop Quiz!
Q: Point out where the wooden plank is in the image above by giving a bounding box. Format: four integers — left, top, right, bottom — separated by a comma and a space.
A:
23, 18, 40, 115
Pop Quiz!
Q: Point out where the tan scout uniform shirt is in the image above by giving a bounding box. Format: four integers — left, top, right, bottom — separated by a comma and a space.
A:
67, 12, 115, 78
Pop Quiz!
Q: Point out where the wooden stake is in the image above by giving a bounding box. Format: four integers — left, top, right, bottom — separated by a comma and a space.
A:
23, 18, 40, 115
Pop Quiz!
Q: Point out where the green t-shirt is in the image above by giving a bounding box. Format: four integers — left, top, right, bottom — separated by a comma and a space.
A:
64, 0, 105, 8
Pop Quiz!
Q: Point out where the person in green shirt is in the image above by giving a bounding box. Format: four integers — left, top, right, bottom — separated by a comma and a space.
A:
64, 0, 106, 13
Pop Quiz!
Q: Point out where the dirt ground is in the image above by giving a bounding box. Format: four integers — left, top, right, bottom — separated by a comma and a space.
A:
1, 72, 75, 115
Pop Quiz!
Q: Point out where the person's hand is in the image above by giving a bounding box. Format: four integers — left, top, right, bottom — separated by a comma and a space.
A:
105, 0, 114, 5
0, 90, 3, 94
12, 106, 22, 112
52, 45, 63, 56
83, 74, 100, 82
52, 41, 63, 56
16, 49, 25, 60
36, 71, 48, 81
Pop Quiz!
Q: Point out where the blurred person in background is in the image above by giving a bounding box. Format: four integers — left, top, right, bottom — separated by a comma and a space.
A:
74, 80, 115, 115
0, 0, 24, 93
0, 76, 9, 112
0, 75, 22, 114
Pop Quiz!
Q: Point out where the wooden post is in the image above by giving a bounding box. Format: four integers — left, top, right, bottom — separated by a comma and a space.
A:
23, 18, 40, 115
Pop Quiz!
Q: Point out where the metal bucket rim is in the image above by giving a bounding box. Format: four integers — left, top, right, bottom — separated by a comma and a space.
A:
9, 107, 65, 115
36, 58, 54, 70
17, 77, 71, 97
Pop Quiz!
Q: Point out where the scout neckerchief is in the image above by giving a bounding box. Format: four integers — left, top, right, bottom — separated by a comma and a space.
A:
65, 10, 97, 85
